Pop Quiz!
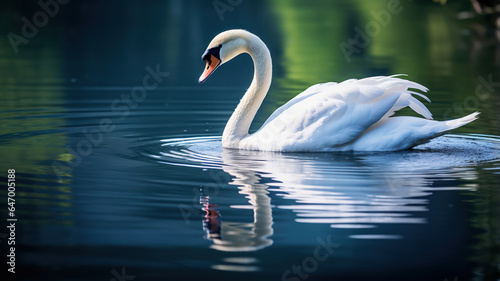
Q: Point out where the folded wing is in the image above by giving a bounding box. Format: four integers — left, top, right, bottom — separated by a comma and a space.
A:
244, 76, 434, 151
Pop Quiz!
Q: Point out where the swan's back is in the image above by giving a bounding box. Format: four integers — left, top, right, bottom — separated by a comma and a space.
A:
239, 76, 478, 152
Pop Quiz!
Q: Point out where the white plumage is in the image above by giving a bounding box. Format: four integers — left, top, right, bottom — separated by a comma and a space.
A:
199, 30, 479, 152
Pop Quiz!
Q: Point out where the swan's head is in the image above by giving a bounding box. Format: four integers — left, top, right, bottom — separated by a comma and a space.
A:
198, 29, 251, 83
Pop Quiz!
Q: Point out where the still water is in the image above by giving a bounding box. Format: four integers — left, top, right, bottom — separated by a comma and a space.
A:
1, 1, 500, 280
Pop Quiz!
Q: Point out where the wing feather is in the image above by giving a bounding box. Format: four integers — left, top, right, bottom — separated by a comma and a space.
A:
245, 75, 434, 151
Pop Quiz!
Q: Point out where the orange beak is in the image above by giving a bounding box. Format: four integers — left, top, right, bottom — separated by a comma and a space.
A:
199, 54, 221, 83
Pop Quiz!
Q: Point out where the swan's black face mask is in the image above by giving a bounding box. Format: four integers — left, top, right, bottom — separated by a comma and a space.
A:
199, 44, 222, 83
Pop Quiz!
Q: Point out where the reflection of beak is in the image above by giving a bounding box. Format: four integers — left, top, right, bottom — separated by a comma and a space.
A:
199, 54, 221, 84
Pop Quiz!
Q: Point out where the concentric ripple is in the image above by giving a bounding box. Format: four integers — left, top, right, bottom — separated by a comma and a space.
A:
150, 136, 224, 169
140, 134, 500, 171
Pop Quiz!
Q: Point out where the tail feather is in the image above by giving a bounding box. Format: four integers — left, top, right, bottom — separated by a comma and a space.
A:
408, 96, 433, 119
407, 90, 431, 103
442, 112, 480, 132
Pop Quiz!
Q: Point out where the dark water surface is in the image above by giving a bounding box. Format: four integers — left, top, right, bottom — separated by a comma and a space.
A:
1, 1, 500, 281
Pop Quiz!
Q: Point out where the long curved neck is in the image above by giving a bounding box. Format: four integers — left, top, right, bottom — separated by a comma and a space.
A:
222, 36, 272, 147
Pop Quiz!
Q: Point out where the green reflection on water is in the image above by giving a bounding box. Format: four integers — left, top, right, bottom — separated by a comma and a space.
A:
0, 32, 73, 224
271, 0, 459, 84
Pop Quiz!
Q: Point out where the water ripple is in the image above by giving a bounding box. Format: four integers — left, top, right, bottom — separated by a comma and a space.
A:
141, 134, 500, 170
136, 134, 500, 244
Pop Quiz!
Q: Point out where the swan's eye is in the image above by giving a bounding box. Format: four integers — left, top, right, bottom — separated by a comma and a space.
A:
201, 45, 222, 63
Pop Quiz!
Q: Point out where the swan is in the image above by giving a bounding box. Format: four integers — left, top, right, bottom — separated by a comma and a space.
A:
198, 29, 479, 152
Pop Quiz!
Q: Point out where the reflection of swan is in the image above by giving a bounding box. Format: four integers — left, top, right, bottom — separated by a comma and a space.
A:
201, 152, 273, 252
183, 135, 494, 255
197, 141, 479, 237
199, 29, 479, 151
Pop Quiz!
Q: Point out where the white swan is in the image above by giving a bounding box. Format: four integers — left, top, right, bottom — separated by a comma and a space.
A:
199, 29, 479, 152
